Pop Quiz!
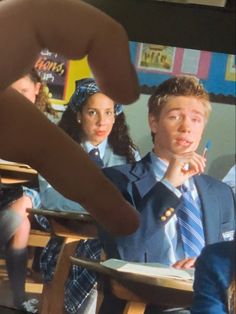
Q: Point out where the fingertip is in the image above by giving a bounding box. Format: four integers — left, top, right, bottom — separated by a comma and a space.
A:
96, 68, 140, 105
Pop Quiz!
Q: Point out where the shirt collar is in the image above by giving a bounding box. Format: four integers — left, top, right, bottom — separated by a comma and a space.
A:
150, 151, 168, 181
82, 138, 108, 159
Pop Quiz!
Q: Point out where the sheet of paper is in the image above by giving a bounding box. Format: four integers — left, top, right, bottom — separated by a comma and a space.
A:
181, 49, 200, 75
101, 259, 194, 281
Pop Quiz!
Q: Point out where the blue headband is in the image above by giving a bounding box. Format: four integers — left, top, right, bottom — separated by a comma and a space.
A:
68, 78, 123, 115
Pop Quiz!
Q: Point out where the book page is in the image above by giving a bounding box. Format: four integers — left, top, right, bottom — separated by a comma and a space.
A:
101, 259, 194, 281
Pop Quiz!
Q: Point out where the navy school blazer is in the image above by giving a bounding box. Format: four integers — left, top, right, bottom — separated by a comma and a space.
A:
100, 153, 236, 263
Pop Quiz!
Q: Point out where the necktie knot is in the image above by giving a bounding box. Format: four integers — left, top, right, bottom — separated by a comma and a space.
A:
88, 148, 104, 168
179, 184, 188, 193
89, 148, 99, 157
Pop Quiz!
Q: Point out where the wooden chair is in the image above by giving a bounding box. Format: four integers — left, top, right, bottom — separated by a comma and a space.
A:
28, 229, 51, 248
0, 168, 98, 312
0, 163, 38, 188
70, 257, 194, 314
26, 229, 51, 295
26, 208, 98, 314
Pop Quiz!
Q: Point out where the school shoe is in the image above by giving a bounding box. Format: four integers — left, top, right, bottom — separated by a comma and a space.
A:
20, 298, 39, 313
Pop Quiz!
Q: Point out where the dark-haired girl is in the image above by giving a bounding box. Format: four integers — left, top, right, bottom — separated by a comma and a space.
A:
39, 78, 140, 314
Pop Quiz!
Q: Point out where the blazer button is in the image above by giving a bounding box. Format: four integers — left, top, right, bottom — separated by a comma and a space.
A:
165, 210, 172, 217
161, 216, 167, 222
169, 207, 175, 213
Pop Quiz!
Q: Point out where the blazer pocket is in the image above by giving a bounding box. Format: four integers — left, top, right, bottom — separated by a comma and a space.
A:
221, 222, 235, 241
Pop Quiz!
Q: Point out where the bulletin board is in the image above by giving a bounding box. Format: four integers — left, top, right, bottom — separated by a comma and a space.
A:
34, 44, 236, 108
130, 41, 236, 105
34, 49, 92, 110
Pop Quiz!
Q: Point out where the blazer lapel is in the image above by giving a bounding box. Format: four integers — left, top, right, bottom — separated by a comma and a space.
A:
131, 153, 157, 199
194, 175, 221, 244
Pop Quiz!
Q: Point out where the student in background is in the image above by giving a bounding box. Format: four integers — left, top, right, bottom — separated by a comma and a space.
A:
191, 238, 235, 314
38, 78, 141, 314
0, 69, 56, 313
0, 0, 140, 237
11, 68, 59, 123
11, 68, 59, 275
0, 187, 40, 313
99, 75, 235, 314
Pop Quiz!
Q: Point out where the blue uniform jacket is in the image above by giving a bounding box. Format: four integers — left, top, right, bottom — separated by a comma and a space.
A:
192, 240, 235, 314
101, 153, 236, 264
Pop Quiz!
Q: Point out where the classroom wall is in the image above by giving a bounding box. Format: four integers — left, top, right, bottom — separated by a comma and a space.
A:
46, 55, 235, 181
82, 0, 235, 179
123, 94, 235, 179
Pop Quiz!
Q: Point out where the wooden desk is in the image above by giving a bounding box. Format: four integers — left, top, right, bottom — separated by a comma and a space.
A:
70, 257, 193, 314
27, 208, 97, 239
27, 207, 94, 223
0, 177, 29, 184
0, 163, 37, 182
27, 208, 98, 314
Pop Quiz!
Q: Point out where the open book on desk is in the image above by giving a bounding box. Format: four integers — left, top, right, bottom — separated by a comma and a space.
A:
101, 259, 194, 281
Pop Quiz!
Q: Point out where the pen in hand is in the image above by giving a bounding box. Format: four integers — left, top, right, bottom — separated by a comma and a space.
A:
202, 139, 212, 158
182, 139, 211, 174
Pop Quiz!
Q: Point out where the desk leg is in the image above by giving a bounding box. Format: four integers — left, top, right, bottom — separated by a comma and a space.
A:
123, 301, 146, 314
40, 238, 79, 314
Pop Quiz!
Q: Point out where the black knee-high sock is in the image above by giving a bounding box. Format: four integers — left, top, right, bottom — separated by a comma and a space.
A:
5, 246, 28, 307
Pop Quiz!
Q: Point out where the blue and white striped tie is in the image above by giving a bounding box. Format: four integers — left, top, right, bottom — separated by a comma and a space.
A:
177, 185, 205, 257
